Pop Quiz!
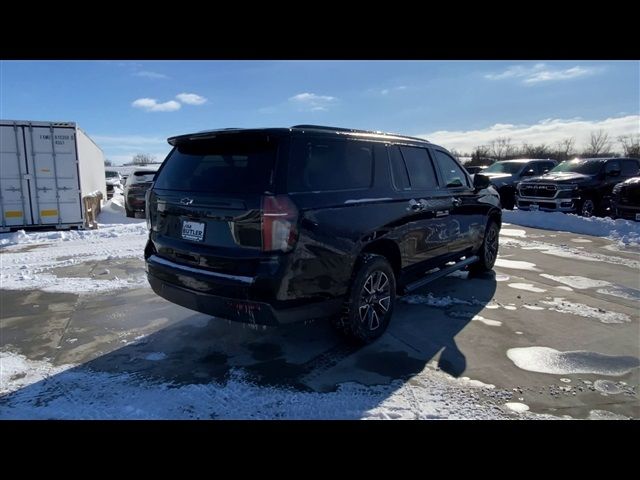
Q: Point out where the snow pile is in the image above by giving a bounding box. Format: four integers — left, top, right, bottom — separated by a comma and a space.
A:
98, 192, 145, 226
0, 351, 520, 420
503, 210, 640, 245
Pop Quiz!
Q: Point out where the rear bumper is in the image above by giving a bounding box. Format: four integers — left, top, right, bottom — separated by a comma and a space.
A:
146, 255, 342, 325
126, 194, 147, 212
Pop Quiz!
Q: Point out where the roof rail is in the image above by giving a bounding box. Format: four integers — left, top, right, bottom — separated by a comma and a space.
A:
291, 124, 377, 134
291, 124, 430, 143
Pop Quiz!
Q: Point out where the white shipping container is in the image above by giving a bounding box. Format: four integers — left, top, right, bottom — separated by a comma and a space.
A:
0, 120, 106, 231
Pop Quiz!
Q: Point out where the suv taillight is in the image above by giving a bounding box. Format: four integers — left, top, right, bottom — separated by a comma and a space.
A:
261, 195, 298, 252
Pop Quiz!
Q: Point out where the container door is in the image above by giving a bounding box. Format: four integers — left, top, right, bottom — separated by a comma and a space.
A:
0, 124, 33, 227
24, 125, 82, 225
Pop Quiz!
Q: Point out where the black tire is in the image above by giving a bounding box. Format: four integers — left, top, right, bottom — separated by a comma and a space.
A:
469, 220, 499, 274
579, 197, 597, 217
332, 254, 396, 344
125, 205, 134, 218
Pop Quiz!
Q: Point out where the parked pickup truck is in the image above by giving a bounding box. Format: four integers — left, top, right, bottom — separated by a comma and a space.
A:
612, 176, 640, 221
516, 157, 640, 217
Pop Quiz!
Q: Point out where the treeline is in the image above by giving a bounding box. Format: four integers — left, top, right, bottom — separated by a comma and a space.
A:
454, 131, 640, 167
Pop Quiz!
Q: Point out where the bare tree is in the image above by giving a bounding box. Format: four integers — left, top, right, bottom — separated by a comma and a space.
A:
584, 130, 611, 157
521, 143, 551, 159
618, 134, 640, 158
104, 158, 113, 167
449, 149, 464, 161
555, 137, 576, 161
489, 137, 515, 160
469, 145, 492, 166
130, 153, 156, 165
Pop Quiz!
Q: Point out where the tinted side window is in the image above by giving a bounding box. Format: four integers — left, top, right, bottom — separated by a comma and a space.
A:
605, 160, 621, 174
433, 150, 470, 188
530, 163, 543, 175
389, 146, 410, 190
621, 159, 639, 176
288, 139, 373, 192
399, 146, 437, 189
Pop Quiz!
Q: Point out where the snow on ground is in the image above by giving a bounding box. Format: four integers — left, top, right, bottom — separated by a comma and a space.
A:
507, 347, 640, 376
505, 402, 530, 413
494, 259, 540, 271
499, 236, 640, 269
0, 350, 524, 420
402, 293, 472, 307
501, 228, 527, 238
541, 297, 631, 324
471, 315, 502, 327
508, 283, 547, 293
503, 210, 640, 246
539, 274, 611, 290
0, 193, 148, 294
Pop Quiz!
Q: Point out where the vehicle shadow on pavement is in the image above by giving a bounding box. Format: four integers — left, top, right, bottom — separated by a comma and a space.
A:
0, 272, 496, 418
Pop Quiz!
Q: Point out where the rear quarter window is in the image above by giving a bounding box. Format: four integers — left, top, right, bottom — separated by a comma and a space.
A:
288, 138, 373, 192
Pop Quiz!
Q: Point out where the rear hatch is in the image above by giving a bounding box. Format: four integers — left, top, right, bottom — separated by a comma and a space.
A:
148, 133, 288, 278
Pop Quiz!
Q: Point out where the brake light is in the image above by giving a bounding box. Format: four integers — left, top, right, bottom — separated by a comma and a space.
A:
261, 195, 298, 252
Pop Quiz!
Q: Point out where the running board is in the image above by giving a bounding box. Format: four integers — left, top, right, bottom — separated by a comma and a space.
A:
403, 256, 479, 293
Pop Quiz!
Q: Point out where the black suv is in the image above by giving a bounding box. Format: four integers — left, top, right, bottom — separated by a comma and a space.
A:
144, 125, 501, 342
124, 168, 158, 217
612, 176, 640, 221
516, 157, 640, 217
479, 159, 557, 210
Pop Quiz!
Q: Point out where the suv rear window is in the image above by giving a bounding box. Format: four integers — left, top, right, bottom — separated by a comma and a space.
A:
154, 136, 277, 193
288, 138, 373, 192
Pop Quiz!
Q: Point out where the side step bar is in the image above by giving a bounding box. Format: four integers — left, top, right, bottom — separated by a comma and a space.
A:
403, 256, 479, 294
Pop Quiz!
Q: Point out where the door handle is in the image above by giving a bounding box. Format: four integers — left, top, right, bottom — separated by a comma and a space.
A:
408, 199, 424, 211
452, 197, 462, 207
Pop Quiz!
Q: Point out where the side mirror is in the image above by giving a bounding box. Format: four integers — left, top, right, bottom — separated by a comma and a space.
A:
521, 169, 536, 177
607, 169, 621, 177
474, 173, 490, 190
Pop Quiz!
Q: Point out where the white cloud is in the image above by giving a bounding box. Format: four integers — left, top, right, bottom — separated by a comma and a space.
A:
92, 135, 168, 150
289, 92, 337, 112
176, 93, 207, 105
134, 70, 169, 79
131, 98, 181, 112
92, 134, 172, 165
485, 63, 600, 84
368, 85, 407, 96
421, 115, 640, 153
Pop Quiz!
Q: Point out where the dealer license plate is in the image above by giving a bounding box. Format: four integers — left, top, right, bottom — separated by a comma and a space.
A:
182, 221, 205, 242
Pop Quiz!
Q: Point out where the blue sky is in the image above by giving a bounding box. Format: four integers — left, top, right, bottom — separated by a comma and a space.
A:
1, 60, 638, 164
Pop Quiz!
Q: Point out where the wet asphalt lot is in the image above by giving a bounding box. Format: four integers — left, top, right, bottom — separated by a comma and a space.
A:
1, 223, 638, 419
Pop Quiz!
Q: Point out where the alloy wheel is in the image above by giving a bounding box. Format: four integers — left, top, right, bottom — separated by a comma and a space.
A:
358, 271, 391, 331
